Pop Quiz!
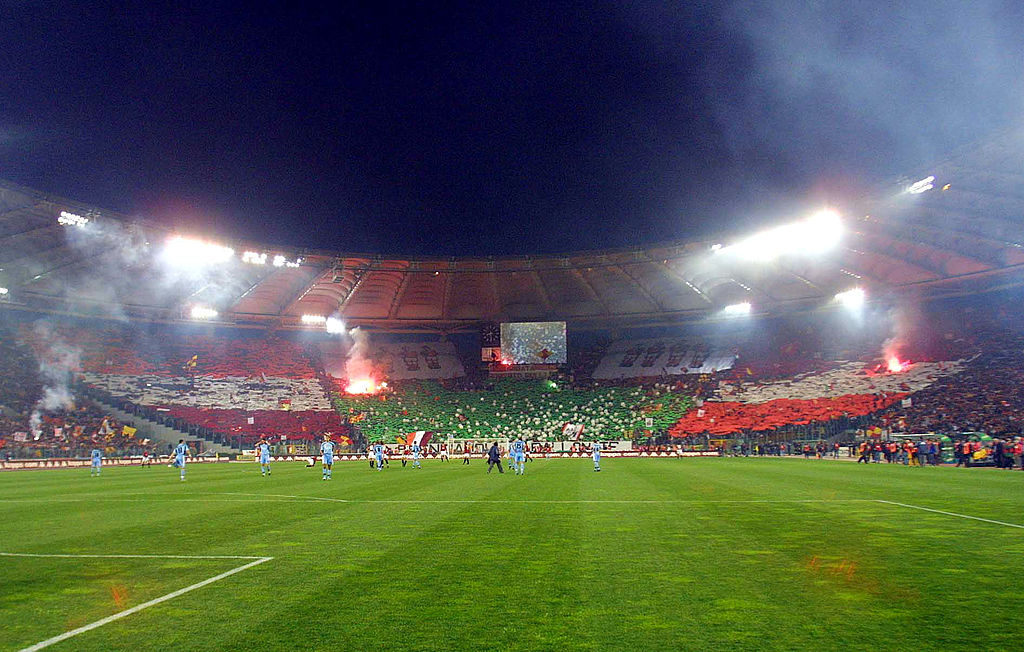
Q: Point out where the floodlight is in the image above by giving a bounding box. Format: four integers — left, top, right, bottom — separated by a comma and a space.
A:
164, 237, 234, 266
57, 211, 89, 227
325, 317, 346, 334
722, 302, 751, 315
906, 176, 935, 194
242, 251, 267, 265
301, 314, 327, 325
719, 210, 842, 261
0, 287, 8, 295
834, 287, 865, 309
190, 306, 218, 319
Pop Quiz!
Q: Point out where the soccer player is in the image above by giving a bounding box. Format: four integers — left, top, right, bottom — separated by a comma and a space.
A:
141, 451, 152, 467
173, 439, 190, 481
373, 442, 385, 471
257, 438, 272, 476
591, 441, 602, 472
320, 435, 335, 480
511, 436, 526, 475
439, 443, 449, 462
90, 447, 102, 477
411, 441, 422, 468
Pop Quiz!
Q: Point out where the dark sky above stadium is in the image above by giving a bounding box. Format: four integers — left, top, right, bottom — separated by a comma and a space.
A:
1, 0, 1022, 256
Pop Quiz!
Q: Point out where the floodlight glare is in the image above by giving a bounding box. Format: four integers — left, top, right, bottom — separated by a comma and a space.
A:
906, 175, 935, 194
164, 237, 234, 266
242, 251, 267, 265
719, 210, 842, 261
57, 211, 89, 227
0, 287, 8, 295
190, 306, 218, 319
834, 287, 865, 309
722, 302, 751, 315
301, 314, 327, 325
325, 317, 346, 334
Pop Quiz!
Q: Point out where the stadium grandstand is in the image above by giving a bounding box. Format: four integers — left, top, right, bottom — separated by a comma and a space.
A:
3, 127, 1024, 463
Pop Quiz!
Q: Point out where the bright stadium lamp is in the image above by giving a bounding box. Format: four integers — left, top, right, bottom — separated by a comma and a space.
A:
719, 209, 842, 261
163, 236, 234, 266
190, 305, 218, 319
301, 314, 327, 325
242, 251, 267, 265
57, 211, 89, 227
325, 316, 345, 334
834, 287, 865, 309
722, 302, 751, 316
906, 175, 935, 194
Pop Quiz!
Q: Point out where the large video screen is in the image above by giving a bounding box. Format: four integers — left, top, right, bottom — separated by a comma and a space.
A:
500, 321, 567, 364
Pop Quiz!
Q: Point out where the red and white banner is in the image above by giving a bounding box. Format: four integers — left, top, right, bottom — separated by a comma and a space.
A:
561, 423, 585, 440
406, 431, 433, 446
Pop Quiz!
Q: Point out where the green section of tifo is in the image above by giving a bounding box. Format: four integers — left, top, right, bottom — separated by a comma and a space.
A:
334, 379, 693, 442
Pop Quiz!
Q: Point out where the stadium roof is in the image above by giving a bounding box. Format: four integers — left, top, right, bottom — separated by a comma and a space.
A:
2, 127, 1023, 333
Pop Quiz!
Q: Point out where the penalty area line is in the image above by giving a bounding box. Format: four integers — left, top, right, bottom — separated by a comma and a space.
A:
876, 500, 1024, 530
8, 554, 273, 652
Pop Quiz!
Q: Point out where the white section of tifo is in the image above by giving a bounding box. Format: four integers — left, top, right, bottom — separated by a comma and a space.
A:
316, 339, 466, 380
592, 338, 736, 379
2, 552, 273, 651
80, 373, 331, 410
713, 359, 970, 404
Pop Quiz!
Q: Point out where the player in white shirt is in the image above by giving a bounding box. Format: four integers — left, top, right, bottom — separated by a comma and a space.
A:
591, 441, 602, 472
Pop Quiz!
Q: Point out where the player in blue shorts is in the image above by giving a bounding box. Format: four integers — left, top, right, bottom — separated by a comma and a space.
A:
511, 436, 526, 475
257, 438, 272, 476
90, 447, 102, 477
173, 439, 190, 481
320, 435, 335, 480
373, 442, 385, 471
411, 442, 422, 468
591, 441, 602, 472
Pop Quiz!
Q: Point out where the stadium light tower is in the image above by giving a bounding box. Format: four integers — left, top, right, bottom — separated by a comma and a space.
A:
190, 305, 218, 319
834, 287, 866, 309
722, 301, 752, 316
325, 316, 345, 334
717, 209, 842, 261
163, 236, 234, 267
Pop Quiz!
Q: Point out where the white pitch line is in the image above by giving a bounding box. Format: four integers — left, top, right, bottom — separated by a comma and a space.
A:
218, 493, 877, 504
13, 555, 273, 652
876, 500, 1024, 530
0, 552, 265, 560
0, 493, 882, 505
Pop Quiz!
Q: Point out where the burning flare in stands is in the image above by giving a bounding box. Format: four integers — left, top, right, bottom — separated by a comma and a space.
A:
343, 328, 382, 394
886, 356, 910, 373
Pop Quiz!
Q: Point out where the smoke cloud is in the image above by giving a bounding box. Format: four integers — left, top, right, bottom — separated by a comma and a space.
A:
27, 321, 81, 439
344, 327, 375, 381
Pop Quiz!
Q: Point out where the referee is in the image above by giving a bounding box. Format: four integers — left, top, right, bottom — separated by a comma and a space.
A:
486, 441, 505, 474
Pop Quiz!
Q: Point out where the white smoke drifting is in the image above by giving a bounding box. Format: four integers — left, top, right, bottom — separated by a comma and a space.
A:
27, 321, 81, 439
344, 327, 375, 381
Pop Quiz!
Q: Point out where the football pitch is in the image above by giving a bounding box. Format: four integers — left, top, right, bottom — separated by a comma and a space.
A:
1, 458, 1022, 651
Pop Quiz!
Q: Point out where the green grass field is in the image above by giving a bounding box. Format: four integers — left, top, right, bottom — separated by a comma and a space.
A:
1, 457, 1022, 651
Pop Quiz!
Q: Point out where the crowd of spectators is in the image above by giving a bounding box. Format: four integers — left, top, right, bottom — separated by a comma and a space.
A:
336, 378, 693, 442
877, 334, 1024, 436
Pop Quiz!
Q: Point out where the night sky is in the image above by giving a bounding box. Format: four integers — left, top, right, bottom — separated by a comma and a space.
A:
2, 0, 1022, 256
